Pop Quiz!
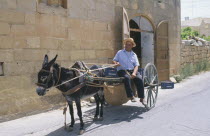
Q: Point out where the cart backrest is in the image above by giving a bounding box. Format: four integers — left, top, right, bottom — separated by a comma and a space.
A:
104, 68, 144, 77
104, 68, 118, 77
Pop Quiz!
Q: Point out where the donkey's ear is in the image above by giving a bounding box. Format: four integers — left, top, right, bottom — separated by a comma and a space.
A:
42, 54, 48, 67
48, 54, 58, 67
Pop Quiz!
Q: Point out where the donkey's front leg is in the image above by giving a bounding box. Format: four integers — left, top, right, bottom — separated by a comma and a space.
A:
75, 99, 85, 135
93, 94, 100, 121
68, 101, 75, 131
99, 95, 105, 121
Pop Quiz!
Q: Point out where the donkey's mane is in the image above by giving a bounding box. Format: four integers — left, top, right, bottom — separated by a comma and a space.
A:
53, 63, 60, 69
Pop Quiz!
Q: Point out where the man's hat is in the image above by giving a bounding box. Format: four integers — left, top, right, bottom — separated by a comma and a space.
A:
123, 38, 136, 47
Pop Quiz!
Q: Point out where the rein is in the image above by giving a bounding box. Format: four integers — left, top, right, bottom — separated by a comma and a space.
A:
37, 63, 119, 95
54, 71, 88, 88
53, 63, 118, 88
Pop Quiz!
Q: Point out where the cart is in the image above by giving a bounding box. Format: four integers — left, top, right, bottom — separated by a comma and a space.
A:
86, 63, 159, 110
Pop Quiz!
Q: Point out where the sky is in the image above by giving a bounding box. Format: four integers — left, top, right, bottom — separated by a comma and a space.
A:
181, 0, 210, 20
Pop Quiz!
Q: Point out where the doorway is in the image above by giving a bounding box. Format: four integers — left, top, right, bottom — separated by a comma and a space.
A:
129, 16, 154, 68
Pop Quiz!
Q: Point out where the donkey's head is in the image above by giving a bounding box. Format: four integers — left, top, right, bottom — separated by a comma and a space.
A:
36, 54, 57, 96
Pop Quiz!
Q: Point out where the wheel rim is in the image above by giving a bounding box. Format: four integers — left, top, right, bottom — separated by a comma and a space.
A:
143, 63, 159, 109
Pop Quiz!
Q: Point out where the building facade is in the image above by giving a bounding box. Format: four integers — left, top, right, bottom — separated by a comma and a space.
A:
0, 0, 181, 121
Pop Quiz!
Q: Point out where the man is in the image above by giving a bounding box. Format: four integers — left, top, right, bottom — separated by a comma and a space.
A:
113, 38, 144, 104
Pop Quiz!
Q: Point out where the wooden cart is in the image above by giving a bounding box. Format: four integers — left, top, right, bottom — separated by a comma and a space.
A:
88, 63, 159, 110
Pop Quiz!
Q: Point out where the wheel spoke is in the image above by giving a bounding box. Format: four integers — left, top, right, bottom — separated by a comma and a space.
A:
149, 90, 152, 107
147, 89, 150, 105
151, 89, 155, 104
144, 76, 150, 84
152, 87, 157, 94
150, 75, 157, 85
152, 87, 156, 93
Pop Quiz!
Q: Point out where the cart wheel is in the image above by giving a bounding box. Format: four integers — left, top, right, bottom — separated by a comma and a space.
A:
143, 63, 159, 110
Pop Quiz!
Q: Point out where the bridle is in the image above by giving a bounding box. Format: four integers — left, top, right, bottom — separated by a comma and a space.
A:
36, 67, 61, 89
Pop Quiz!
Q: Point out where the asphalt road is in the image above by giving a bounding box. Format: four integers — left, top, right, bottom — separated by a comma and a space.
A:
1, 72, 210, 136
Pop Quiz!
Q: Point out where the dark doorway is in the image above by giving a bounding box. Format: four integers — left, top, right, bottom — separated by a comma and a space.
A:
129, 19, 142, 67
129, 16, 154, 68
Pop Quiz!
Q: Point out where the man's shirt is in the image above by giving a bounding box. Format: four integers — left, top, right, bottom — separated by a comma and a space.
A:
113, 49, 139, 71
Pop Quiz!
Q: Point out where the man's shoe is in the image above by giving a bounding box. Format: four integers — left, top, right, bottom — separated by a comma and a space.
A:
130, 97, 137, 102
140, 98, 148, 108
140, 98, 144, 103
140, 98, 146, 105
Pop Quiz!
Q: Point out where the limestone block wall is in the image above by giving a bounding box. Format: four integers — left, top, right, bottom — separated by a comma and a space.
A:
0, 0, 116, 121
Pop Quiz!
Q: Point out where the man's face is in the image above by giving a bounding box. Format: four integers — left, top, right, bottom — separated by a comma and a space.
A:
125, 41, 133, 51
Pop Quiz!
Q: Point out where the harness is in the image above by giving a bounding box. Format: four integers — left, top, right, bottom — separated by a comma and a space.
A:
36, 63, 119, 96
61, 82, 86, 95
61, 68, 86, 95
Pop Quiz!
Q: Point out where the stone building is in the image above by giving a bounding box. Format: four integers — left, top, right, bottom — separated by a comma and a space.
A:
182, 17, 210, 37
0, 0, 181, 120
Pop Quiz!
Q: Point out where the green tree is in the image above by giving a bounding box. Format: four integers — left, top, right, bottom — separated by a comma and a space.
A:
181, 27, 200, 39
192, 30, 199, 37
181, 27, 210, 41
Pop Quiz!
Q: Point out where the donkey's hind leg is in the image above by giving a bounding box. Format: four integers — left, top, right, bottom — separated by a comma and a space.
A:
99, 95, 105, 121
93, 94, 100, 121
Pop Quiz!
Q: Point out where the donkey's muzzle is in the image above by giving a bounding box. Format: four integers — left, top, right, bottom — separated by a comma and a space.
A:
36, 87, 46, 96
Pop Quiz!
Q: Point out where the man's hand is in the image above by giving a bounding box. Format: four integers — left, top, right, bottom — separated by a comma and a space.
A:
113, 61, 120, 66
131, 66, 138, 79
116, 62, 121, 66
131, 73, 136, 79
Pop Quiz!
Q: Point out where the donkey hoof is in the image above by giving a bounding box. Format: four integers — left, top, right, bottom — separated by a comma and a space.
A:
79, 129, 85, 135
98, 117, 103, 121
66, 126, 73, 132
93, 117, 99, 121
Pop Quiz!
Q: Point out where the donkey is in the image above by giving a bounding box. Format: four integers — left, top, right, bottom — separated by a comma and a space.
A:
36, 55, 105, 135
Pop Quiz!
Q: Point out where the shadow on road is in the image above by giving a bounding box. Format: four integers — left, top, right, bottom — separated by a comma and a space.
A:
47, 104, 147, 136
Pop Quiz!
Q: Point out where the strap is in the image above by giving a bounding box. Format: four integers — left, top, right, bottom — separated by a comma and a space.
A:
86, 82, 105, 87
62, 82, 86, 95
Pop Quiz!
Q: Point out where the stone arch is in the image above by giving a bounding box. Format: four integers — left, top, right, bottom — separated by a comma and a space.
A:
129, 14, 155, 68
130, 14, 156, 33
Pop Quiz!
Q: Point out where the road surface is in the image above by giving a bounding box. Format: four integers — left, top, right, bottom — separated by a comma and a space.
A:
1, 72, 210, 136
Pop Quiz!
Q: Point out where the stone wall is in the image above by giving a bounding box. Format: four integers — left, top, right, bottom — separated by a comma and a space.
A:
180, 42, 210, 67
0, 0, 181, 121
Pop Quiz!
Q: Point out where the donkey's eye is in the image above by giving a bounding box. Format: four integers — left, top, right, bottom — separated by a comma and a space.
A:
40, 76, 48, 82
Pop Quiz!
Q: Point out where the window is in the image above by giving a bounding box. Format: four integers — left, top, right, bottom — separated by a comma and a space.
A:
39, 0, 67, 9
0, 62, 4, 76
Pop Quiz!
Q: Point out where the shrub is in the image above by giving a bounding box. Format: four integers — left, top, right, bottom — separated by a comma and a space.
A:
181, 27, 210, 41
181, 27, 200, 40
202, 36, 210, 41
180, 60, 210, 79
173, 75, 182, 83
